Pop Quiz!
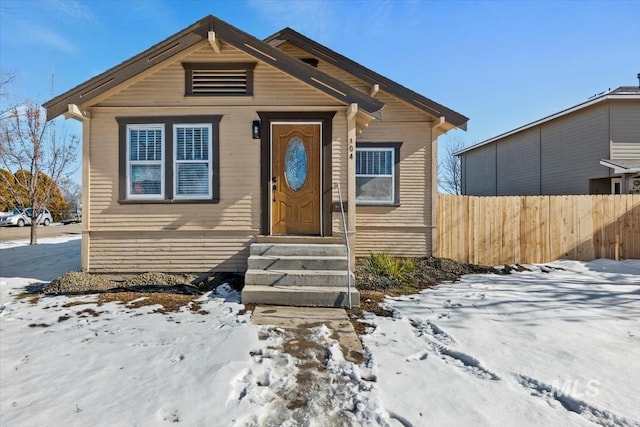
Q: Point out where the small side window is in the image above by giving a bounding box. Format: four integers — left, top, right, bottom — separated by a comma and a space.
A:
355, 143, 401, 205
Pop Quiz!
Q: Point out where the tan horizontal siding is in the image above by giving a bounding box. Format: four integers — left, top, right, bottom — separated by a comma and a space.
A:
275, 39, 439, 255
277, 42, 371, 93
355, 227, 431, 257
356, 121, 431, 227
88, 231, 253, 273
276, 42, 434, 122
354, 120, 434, 256
96, 42, 339, 108
331, 112, 347, 235
88, 108, 263, 231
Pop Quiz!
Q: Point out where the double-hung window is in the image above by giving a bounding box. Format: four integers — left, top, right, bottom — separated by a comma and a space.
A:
127, 125, 164, 199
118, 115, 221, 203
174, 125, 212, 199
355, 143, 401, 205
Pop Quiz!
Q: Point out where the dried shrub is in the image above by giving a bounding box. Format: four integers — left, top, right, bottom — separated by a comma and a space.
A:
363, 253, 415, 283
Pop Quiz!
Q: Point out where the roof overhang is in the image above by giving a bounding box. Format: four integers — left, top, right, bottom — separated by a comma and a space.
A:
43, 15, 385, 121
265, 28, 468, 131
600, 159, 640, 174
455, 92, 640, 156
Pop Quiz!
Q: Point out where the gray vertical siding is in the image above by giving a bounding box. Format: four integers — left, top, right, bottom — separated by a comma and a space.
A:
496, 127, 541, 195
460, 155, 466, 194
460, 98, 639, 196
540, 103, 610, 194
463, 143, 497, 195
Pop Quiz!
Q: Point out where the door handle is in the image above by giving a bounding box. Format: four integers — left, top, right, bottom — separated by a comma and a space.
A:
272, 176, 277, 202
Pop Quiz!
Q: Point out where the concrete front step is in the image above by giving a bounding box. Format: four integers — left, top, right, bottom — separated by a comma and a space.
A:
241, 285, 359, 308
250, 243, 347, 257
245, 269, 351, 287
247, 255, 348, 271
256, 236, 344, 245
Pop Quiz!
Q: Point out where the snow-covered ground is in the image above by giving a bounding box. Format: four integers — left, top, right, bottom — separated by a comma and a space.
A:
1, 236, 639, 426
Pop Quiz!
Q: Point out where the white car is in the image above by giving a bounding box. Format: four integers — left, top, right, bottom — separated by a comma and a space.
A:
0, 208, 53, 227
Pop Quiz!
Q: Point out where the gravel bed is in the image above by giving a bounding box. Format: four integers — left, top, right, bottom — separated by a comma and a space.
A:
45, 257, 507, 296
44, 271, 242, 295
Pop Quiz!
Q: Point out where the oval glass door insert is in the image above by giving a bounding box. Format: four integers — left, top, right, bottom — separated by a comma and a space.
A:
284, 137, 308, 191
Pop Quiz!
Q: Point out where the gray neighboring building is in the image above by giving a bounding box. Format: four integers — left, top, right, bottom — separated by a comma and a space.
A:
457, 86, 640, 195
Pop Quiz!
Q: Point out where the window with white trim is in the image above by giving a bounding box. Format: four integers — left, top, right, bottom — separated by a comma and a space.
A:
127, 125, 164, 199
355, 143, 401, 205
174, 124, 212, 199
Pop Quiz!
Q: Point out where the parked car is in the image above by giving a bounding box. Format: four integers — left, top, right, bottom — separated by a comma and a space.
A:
0, 208, 53, 227
62, 210, 82, 224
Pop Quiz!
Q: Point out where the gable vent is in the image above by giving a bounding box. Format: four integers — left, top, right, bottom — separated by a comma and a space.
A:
183, 62, 256, 96
192, 69, 247, 95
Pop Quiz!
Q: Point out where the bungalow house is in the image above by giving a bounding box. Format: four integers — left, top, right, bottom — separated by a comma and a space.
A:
44, 15, 467, 307
456, 85, 640, 196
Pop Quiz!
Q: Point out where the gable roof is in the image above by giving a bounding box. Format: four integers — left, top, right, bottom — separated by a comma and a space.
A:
456, 86, 640, 156
43, 15, 384, 121
265, 27, 469, 131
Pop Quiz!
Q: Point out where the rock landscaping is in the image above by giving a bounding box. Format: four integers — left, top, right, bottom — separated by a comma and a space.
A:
45, 271, 244, 295
39, 256, 511, 336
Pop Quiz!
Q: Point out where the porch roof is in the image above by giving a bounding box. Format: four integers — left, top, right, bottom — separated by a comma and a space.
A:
43, 15, 385, 121
600, 159, 640, 174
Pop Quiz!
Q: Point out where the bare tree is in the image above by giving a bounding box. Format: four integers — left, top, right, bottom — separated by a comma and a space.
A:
438, 137, 467, 195
0, 70, 17, 117
59, 178, 82, 211
0, 101, 79, 244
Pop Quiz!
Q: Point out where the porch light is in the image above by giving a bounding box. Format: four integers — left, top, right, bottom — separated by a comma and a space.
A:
252, 120, 261, 139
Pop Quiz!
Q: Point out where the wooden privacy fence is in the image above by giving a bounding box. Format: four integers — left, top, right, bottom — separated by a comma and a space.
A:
436, 195, 640, 265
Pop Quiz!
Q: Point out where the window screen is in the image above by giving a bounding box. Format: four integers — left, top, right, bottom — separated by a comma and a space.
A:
174, 125, 212, 198
356, 148, 395, 204
127, 125, 164, 198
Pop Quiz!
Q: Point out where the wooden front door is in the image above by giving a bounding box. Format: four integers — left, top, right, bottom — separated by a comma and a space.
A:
271, 123, 321, 235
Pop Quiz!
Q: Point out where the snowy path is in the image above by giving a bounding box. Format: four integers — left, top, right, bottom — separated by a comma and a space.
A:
2, 237, 639, 426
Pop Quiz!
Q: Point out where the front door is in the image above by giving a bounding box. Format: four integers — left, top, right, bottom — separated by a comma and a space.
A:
271, 123, 321, 235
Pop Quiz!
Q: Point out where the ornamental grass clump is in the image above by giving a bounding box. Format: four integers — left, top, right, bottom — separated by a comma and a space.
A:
363, 253, 416, 284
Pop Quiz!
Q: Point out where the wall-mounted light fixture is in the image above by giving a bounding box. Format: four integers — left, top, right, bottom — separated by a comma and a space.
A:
252, 120, 261, 139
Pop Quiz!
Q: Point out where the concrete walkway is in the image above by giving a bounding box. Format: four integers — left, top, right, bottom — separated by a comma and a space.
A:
252, 305, 364, 363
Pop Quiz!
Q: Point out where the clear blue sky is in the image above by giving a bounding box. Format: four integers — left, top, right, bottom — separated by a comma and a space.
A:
1, 0, 639, 184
